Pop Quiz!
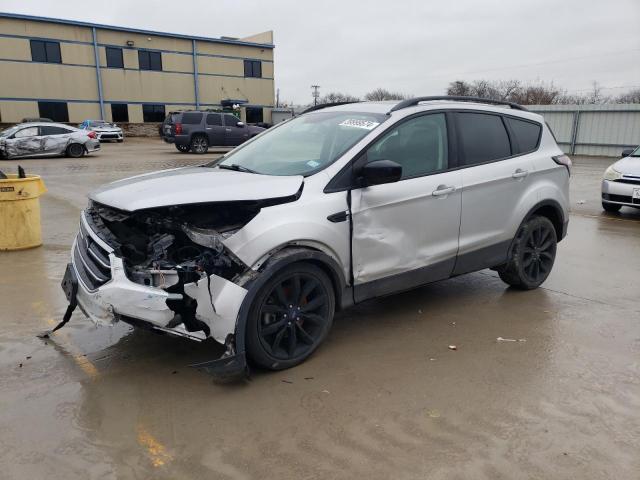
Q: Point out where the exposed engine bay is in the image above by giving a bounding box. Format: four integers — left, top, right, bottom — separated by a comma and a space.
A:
84, 200, 265, 340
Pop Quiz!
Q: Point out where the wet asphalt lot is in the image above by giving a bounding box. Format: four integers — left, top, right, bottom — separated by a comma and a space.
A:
0, 138, 638, 479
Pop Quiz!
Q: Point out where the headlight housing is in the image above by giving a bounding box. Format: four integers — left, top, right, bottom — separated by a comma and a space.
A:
604, 165, 622, 181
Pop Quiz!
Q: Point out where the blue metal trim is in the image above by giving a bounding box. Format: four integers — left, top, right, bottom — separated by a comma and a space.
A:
192, 39, 199, 109
0, 96, 275, 108
0, 32, 92, 45
91, 27, 105, 120
0, 12, 275, 48
0, 57, 94, 68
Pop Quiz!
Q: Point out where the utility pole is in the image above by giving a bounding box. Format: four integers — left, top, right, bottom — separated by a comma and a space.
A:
311, 85, 320, 106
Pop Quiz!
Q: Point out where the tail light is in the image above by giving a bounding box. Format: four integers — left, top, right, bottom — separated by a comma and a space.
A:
552, 154, 572, 176
87, 131, 96, 139
174, 123, 182, 135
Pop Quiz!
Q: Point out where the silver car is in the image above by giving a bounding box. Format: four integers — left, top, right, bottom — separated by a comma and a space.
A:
79, 120, 124, 142
0, 122, 100, 159
58, 97, 570, 378
602, 146, 640, 212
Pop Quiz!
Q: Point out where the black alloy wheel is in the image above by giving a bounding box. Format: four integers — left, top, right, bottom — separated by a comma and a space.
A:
247, 263, 335, 370
190, 135, 209, 154
497, 215, 557, 290
67, 143, 85, 158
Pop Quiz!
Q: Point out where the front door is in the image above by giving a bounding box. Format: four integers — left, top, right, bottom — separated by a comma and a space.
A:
205, 113, 225, 146
5, 126, 42, 157
223, 114, 249, 146
350, 112, 462, 302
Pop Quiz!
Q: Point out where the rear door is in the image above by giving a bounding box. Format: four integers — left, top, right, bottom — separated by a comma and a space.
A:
351, 112, 462, 301
205, 113, 225, 146
40, 125, 74, 154
223, 114, 249, 146
453, 111, 538, 274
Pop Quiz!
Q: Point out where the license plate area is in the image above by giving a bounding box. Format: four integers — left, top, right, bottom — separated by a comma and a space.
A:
633, 188, 640, 204
61, 263, 79, 304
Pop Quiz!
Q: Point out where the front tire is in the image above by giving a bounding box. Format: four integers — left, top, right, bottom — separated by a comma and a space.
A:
66, 143, 85, 158
190, 134, 209, 154
497, 216, 557, 290
246, 263, 335, 370
602, 201, 621, 213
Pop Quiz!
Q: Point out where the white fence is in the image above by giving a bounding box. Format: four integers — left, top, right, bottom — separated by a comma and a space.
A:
529, 104, 640, 157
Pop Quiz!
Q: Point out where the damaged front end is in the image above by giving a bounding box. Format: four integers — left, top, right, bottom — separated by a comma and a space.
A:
80, 200, 262, 345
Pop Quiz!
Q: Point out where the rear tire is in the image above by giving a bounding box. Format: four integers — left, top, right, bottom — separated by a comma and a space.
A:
497, 216, 557, 290
190, 134, 209, 154
246, 263, 335, 370
175, 144, 190, 153
602, 201, 621, 213
66, 143, 85, 158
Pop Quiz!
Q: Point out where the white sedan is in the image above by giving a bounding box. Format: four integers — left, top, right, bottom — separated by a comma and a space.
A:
79, 120, 124, 142
602, 146, 640, 212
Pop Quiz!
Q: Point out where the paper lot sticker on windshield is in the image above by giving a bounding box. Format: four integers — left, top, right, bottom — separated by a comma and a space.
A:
338, 119, 380, 130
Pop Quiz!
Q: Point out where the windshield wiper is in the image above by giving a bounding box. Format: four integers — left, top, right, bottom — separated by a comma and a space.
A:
218, 164, 258, 174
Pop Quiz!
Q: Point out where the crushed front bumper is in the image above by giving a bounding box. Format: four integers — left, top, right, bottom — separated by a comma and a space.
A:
68, 211, 248, 344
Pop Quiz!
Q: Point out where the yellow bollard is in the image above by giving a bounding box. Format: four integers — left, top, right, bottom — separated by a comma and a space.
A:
0, 174, 47, 250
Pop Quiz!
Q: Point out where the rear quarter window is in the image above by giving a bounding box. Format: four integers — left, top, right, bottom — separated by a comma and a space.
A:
505, 117, 542, 154
181, 112, 203, 124
457, 112, 511, 165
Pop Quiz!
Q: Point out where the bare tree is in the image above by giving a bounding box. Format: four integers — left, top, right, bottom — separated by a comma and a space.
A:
615, 88, 640, 104
364, 88, 406, 101
319, 92, 360, 103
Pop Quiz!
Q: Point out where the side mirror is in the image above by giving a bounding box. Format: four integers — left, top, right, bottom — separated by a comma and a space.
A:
621, 148, 634, 158
236, 121, 245, 127
361, 159, 402, 187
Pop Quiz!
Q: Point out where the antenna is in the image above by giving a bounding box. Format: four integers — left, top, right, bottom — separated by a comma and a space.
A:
311, 85, 321, 106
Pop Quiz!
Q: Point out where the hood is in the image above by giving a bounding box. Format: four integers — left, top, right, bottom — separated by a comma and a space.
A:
89, 166, 303, 211
614, 155, 640, 177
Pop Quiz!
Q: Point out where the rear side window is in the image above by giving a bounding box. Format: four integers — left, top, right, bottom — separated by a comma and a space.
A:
457, 113, 511, 165
40, 126, 71, 135
506, 117, 541, 154
181, 112, 203, 124
206, 114, 222, 126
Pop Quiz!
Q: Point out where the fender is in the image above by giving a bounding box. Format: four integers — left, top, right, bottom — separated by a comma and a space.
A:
190, 247, 350, 380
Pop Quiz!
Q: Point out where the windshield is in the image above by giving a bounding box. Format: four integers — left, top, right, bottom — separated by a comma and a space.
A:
92, 121, 114, 127
211, 111, 387, 176
0, 125, 21, 138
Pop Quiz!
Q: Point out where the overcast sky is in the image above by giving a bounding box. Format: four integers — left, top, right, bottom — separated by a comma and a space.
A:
1, 0, 638, 104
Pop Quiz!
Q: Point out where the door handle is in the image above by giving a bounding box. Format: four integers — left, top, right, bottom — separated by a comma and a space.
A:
512, 169, 529, 179
432, 185, 455, 197
206, 127, 212, 130
225, 128, 232, 132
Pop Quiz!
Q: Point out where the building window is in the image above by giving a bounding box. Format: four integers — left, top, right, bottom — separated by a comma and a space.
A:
111, 103, 129, 122
244, 60, 262, 78
30, 40, 62, 63
105, 47, 124, 68
245, 107, 264, 124
138, 50, 162, 71
142, 104, 165, 122
38, 102, 69, 122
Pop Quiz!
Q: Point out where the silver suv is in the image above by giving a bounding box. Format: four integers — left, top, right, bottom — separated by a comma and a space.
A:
59, 97, 570, 378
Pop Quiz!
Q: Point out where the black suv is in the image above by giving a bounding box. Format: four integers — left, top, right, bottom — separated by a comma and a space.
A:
161, 110, 266, 154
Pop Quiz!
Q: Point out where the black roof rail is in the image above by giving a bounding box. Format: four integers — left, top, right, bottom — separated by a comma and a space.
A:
388, 96, 528, 113
301, 101, 360, 114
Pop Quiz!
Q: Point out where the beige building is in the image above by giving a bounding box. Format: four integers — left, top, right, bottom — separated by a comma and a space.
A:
0, 13, 275, 125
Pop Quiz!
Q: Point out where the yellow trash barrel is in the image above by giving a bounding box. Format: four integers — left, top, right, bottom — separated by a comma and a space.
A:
0, 174, 47, 250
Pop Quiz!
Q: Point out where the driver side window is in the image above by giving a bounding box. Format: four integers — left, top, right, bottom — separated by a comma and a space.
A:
367, 113, 448, 179
14, 127, 39, 138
